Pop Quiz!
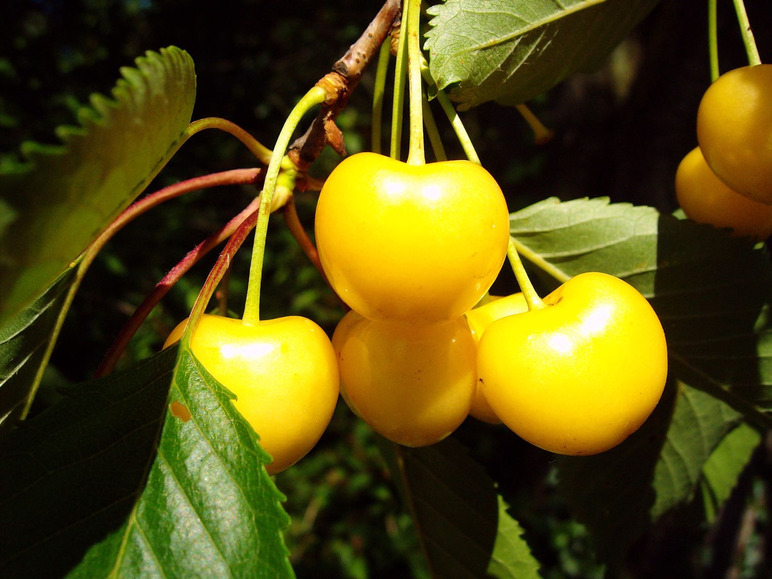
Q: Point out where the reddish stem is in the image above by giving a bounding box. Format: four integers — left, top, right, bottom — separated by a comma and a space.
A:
94, 171, 264, 377
95, 168, 263, 247
282, 197, 324, 279
186, 203, 262, 331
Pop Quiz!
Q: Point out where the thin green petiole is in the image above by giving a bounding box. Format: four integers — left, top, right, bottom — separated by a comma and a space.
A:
390, 4, 409, 160
507, 237, 545, 311
422, 93, 446, 161
732, 0, 761, 66
372, 41, 392, 155
708, 0, 719, 81
419, 57, 480, 164
405, 0, 425, 166
242, 86, 327, 326
185, 117, 274, 165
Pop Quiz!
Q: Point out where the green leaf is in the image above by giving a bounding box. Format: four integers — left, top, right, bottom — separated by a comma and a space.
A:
0, 267, 77, 429
649, 385, 742, 520
0, 46, 196, 327
425, 0, 660, 110
69, 348, 293, 578
385, 437, 540, 578
558, 382, 741, 568
509, 197, 772, 425
700, 422, 761, 523
0, 348, 177, 577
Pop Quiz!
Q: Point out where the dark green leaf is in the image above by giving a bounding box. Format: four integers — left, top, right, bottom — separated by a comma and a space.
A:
0, 46, 196, 326
425, 0, 660, 109
699, 422, 761, 523
0, 348, 176, 577
558, 382, 743, 568
649, 385, 742, 520
69, 348, 293, 578
0, 267, 77, 429
557, 379, 678, 569
386, 438, 540, 578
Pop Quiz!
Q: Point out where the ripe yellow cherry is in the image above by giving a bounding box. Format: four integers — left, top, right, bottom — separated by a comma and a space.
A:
333, 311, 476, 447
314, 152, 510, 323
477, 272, 667, 455
675, 147, 772, 241
464, 293, 529, 424
165, 314, 340, 474
697, 64, 772, 203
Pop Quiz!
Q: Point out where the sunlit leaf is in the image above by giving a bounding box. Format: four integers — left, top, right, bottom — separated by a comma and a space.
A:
425, 0, 660, 109
0, 46, 196, 326
69, 348, 293, 577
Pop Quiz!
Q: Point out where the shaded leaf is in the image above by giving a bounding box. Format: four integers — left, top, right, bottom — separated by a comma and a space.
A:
649, 385, 742, 520
0, 266, 77, 429
556, 379, 678, 569
425, 0, 660, 110
385, 437, 540, 578
69, 348, 293, 578
558, 382, 743, 568
0, 348, 177, 577
0, 46, 196, 326
700, 422, 761, 523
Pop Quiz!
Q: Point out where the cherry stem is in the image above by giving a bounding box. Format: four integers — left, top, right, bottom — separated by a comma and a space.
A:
281, 196, 327, 284
507, 237, 546, 311
86, 168, 264, 272
732, 0, 761, 66
422, 92, 447, 161
185, 117, 273, 165
95, 193, 263, 377
708, 0, 720, 81
405, 0, 425, 166
515, 104, 555, 145
372, 41, 392, 155
390, 5, 409, 160
186, 207, 261, 338
242, 86, 327, 326
419, 57, 480, 164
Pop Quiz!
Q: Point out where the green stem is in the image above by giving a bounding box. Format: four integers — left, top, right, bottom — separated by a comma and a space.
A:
185, 117, 273, 165
372, 41, 392, 155
732, 0, 762, 66
507, 237, 545, 311
242, 86, 327, 326
422, 92, 446, 161
708, 0, 719, 81
390, 3, 409, 160
405, 0, 425, 165
419, 58, 480, 164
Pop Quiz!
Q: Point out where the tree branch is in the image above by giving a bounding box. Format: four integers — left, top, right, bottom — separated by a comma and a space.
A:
288, 0, 401, 171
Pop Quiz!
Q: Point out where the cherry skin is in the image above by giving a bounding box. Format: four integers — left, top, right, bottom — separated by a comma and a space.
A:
333, 310, 476, 447
476, 272, 668, 456
697, 64, 772, 204
464, 293, 528, 424
314, 152, 510, 323
675, 147, 772, 241
165, 314, 339, 474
